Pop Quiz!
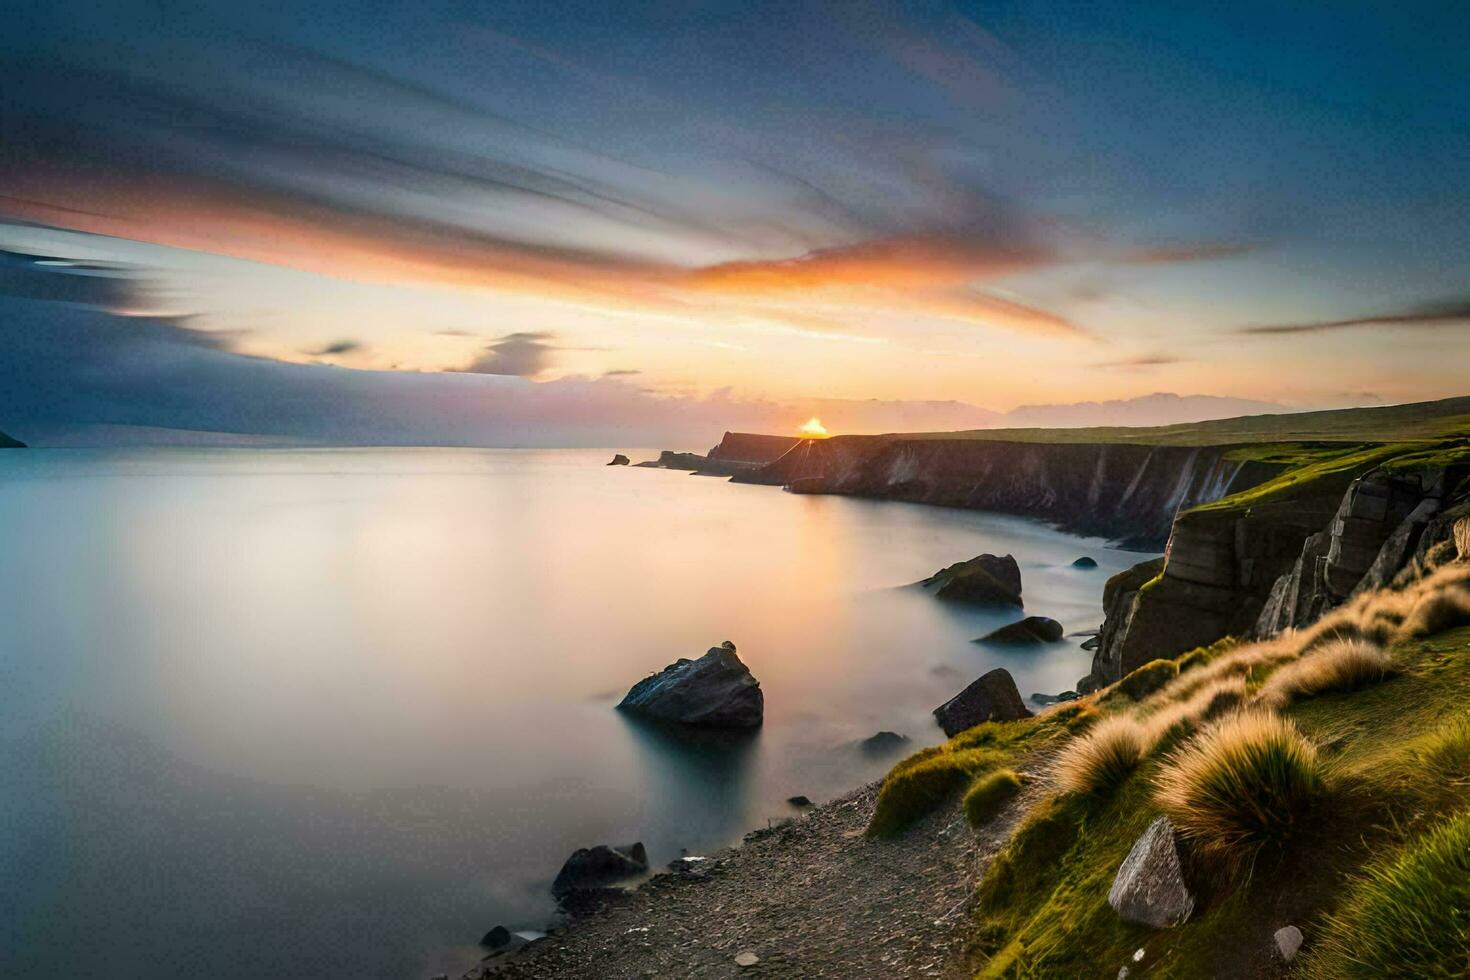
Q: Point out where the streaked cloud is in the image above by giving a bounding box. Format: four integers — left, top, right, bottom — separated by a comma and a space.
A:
1236, 298, 1470, 335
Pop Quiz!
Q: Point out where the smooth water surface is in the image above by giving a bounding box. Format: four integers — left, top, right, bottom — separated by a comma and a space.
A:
0, 449, 1146, 978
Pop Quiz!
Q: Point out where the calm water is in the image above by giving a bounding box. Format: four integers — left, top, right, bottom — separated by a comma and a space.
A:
0, 449, 1145, 978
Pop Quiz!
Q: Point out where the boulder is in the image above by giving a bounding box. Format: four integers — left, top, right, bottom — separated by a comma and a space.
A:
921, 554, 1023, 607
551, 842, 648, 898
1274, 925, 1303, 962
617, 641, 763, 728
933, 668, 1031, 737
787, 795, 812, 807
1108, 816, 1195, 928
977, 616, 1064, 645
1081, 634, 1101, 651
607, 454, 630, 466
1073, 556, 1099, 568
480, 925, 512, 949
859, 730, 910, 756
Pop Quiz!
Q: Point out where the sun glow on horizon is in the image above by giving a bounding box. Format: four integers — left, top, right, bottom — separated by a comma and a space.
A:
797, 417, 830, 439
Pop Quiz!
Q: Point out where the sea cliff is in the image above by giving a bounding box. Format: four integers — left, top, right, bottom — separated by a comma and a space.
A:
732, 435, 1282, 549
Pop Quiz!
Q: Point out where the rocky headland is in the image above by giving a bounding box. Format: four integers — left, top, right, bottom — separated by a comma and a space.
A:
488, 396, 1470, 978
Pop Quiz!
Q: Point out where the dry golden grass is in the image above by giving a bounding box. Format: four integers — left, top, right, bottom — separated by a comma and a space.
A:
1256, 639, 1393, 708
1154, 710, 1328, 863
1145, 677, 1248, 747
1294, 562, 1470, 653
1158, 640, 1294, 704
1054, 715, 1150, 796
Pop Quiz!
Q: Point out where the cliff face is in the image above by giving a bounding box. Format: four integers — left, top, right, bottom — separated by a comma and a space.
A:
706, 432, 801, 463
736, 436, 1282, 549
1092, 451, 1470, 682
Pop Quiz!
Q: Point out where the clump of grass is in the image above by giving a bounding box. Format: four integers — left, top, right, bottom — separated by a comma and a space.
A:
1400, 584, 1470, 640
1101, 658, 1179, 704
868, 747, 1005, 837
1054, 715, 1149, 796
1154, 711, 1328, 864
1256, 639, 1393, 708
1414, 717, 1470, 788
1304, 809, 1470, 979
1144, 677, 1248, 749
965, 769, 1025, 828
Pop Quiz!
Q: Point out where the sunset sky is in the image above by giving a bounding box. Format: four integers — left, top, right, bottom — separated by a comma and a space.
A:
2, 1, 1468, 444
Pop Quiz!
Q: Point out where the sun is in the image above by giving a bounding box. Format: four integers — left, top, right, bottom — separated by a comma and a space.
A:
797, 417, 830, 439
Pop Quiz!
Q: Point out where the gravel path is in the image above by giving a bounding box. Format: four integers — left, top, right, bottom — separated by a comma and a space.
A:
466, 776, 1036, 980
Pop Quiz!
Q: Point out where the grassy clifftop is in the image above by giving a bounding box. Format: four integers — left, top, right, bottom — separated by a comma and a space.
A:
870, 552, 1470, 978
899, 395, 1470, 447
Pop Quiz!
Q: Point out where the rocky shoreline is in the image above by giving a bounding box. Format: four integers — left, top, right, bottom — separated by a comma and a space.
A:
467, 774, 1037, 979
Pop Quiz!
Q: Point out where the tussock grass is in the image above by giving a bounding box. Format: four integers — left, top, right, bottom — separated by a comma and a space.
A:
1294, 562, 1470, 653
1155, 641, 1292, 707
1413, 717, 1470, 788
1154, 711, 1328, 864
1256, 639, 1393, 708
1304, 809, 1470, 979
868, 747, 1006, 837
965, 769, 1025, 828
1144, 677, 1248, 748
1054, 715, 1149, 796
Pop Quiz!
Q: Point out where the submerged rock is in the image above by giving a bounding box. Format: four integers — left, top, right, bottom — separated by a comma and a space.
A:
921, 553, 1023, 607
977, 616, 1064, 645
1073, 556, 1099, 568
859, 730, 910, 756
607, 453, 630, 466
1108, 816, 1195, 928
551, 842, 649, 899
618, 641, 764, 728
933, 668, 1031, 737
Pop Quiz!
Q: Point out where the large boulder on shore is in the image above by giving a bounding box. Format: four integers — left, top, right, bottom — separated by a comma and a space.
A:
1108, 816, 1195, 928
921, 553, 1023, 607
976, 616, 1064, 645
618, 641, 763, 727
933, 668, 1031, 736
551, 842, 648, 898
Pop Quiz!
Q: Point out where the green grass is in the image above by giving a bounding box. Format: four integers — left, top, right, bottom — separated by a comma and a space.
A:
964, 625, 1470, 979
1191, 442, 1406, 515
1304, 809, 1470, 979
1101, 658, 1179, 704
867, 710, 1095, 838
965, 769, 1026, 828
892, 395, 1470, 446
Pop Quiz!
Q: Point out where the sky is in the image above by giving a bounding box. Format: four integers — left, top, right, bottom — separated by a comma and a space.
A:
1, 1, 1468, 446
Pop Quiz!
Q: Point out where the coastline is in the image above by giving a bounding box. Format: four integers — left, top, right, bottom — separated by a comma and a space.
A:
468, 771, 1040, 979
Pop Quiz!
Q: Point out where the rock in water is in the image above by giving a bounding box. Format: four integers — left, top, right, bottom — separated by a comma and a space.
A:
480, 925, 512, 949
607, 453, 630, 466
859, 730, 910, 756
933, 668, 1031, 737
787, 795, 812, 807
551, 842, 649, 898
977, 616, 1064, 645
1108, 816, 1195, 928
618, 641, 763, 727
1073, 556, 1099, 568
921, 554, 1023, 607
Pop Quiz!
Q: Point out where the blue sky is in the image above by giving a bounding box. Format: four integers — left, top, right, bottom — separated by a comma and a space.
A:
1, 1, 1467, 444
